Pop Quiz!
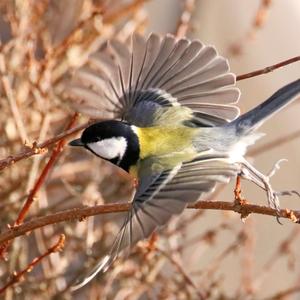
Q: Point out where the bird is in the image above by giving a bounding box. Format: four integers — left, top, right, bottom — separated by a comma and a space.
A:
66, 33, 300, 289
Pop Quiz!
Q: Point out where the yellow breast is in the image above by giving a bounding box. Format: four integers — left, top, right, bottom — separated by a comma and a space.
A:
135, 126, 197, 159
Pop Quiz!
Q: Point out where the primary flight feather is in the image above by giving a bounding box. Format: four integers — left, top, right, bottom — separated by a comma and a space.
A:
67, 33, 300, 289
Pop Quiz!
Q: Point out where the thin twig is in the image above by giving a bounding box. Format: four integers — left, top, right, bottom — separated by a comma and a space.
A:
157, 246, 205, 299
176, 0, 196, 38
0, 113, 78, 258
0, 200, 299, 247
0, 234, 65, 294
249, 128, 300, 157
196, 231, 246, 279
0, 120, 91, 172
252, 0, 273, 30
15, 113, 79, 226
2, 76, 29, 142
236, 56, 300, 81
253, 227, 300, 292
103, 0, 148, 24
263, 284, 300, 300
229, 0, 273, 56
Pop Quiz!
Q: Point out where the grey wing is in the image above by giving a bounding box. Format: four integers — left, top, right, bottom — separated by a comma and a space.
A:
72, 155, 240, 289
66, 33, 240, 127
129, 154, 240, 242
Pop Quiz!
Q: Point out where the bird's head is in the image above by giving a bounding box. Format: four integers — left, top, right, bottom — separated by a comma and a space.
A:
69, 120, 140, 172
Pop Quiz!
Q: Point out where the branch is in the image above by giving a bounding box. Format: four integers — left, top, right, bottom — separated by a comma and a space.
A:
236, 56, 300, 81
156, 245, 205, 299
263, 284, 300, 300
249, 128, 300, 157
0, 113, 78, 258
0, 201, 298, 246
15, 113, 79, 226
0, 234, 65, 294
0, 120, 91, 172
229, 0, 273, 56
175, 0, 196, 38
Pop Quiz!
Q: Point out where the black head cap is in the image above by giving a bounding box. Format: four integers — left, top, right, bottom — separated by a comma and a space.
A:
69, 120, 140, 173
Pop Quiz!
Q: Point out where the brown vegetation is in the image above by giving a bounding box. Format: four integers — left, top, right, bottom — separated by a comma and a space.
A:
0, 1, 299, 299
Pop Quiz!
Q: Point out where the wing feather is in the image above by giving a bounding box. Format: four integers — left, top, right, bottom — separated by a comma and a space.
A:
151, 38, 190, 87
161, 45, 218, 91
178, 88, 240, 104
66, 33, 240, 126
143, 35, 177, 89
72, 156, 240, 288
136, 33, 162, 91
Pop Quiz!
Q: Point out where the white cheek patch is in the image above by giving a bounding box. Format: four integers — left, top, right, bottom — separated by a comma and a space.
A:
87, 137, 127, 161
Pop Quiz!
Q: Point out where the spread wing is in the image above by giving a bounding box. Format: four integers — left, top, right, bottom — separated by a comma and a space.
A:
67, 33, 240, 127
72, 154, 240, 289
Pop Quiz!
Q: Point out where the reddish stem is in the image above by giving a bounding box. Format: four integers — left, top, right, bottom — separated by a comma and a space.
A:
15, 113, 78, 225
0, 234, 65, 294
0, 201, 298, 247
0, 113, 78, 258
0, 120, 90, 172
237, 56, 300, 81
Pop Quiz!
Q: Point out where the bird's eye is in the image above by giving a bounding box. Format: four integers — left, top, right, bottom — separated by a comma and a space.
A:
87, 137, 127, 161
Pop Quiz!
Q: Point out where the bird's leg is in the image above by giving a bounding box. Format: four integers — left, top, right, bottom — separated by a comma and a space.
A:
239, 159, 280, 211
240, 158, 300, 209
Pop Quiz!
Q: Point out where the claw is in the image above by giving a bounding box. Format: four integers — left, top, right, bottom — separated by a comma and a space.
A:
276, 190, 300, 198
276, 215, 283, 225
240, 159, 298, 224
271, 193, 283, 225
240, 159, 281, 218
267, 158, 288, 178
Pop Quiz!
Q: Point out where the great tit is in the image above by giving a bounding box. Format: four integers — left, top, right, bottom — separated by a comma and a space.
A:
67, 33, 300, 289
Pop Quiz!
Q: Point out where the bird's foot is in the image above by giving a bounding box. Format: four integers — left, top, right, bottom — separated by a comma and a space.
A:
238, 159, 297, 223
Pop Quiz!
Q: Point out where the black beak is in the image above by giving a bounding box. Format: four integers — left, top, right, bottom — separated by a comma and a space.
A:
69, 138, 84, 147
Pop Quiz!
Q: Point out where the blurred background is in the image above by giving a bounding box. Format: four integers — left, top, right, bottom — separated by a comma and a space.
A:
0, 0, 299, 299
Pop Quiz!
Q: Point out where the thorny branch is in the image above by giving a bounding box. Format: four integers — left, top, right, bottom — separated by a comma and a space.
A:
0, 200, 298, 247
0, 234, 65, 294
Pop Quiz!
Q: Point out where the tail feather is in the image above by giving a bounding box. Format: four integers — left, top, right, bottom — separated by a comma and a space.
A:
231, 79, 300, 135
71, 255, 113, 291
71, 209, 136, 291
71, 225, 127, 292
